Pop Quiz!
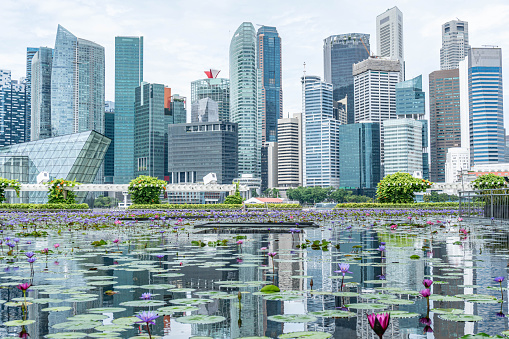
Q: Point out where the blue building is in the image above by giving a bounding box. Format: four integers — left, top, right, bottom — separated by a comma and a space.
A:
324, 34, 370, 124
25, 47, 39, 141
30, 47, 53, 141
0, 70, 27, 148
104, 101, 114, 183
114, 36, 143, 183
468, 47, 504, 164
257, 26, 282, 143
395, 75, 429, 179
191, 71, 229, 122
338, 122, 380, 197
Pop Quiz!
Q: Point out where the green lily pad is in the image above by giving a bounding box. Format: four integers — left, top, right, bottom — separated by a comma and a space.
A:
429, 295, 463, 301
94, 324, 132, 332
53, 321, 101, 330
88, 307, 127, 313
112, 317, 138, 325
388, 311, 420, 318
119, 300, 166, 307
344, 303, 387, 310
169, 298, 213, 305
3, 319, 36, 326
439, 314, 483, 322
431, 308, 464, 315
268, 314, 317, 323
263, 294, 305, 301
278, 331, 332, 339
310, 310, 355, 318
88, 333, 122, 338
380, 298, 415, 305
41, 306, 72, 312
331, 292, 359, 297
45, 333, 88, 339
175, 315, 226, 324
68, 314, 108, 321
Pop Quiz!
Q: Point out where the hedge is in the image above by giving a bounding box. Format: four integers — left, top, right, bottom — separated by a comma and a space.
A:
128, 203, 302, 210
0, 203, 89, 210
334, 202, 461, 209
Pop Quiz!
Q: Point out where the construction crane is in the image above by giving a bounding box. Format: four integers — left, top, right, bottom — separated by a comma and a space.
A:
359, 37, 374, 58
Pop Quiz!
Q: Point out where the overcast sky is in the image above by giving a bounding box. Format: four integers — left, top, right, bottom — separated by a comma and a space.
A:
2, 0, 509, 126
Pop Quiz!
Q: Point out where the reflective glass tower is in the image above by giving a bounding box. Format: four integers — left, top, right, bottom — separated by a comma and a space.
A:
440, 20, 470, 70
0, 70, 27, 147
257, 26, 282, 143
25, 47, 39, 141
31, 47, 53, 141
229, 22, 260, 178
51, 25, 105, 137
191, 71, 229, 122
114, 36, 143, 183
324, 34, 370, 124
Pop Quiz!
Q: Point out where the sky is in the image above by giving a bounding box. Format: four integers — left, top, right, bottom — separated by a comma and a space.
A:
2, 0, 509, 126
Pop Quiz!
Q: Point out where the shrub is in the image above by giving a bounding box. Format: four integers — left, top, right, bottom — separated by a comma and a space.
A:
335, 202, 460, 209
224, 183, 244, 204
128, 176, 167, 204
472, 173, 507, 190
45, 179, 80, 204
128, 203, 301, 210
376, 172, 432, 203
0, 178, 21, 203
0, 203, 88, 210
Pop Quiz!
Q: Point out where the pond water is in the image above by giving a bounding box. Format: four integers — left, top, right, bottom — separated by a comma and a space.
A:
0, 209, 507, 339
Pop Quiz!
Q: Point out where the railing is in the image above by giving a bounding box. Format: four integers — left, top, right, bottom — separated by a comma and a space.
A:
459, 188, 509, 219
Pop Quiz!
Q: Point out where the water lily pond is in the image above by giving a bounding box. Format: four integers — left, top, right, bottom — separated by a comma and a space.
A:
0, 208, 507, 338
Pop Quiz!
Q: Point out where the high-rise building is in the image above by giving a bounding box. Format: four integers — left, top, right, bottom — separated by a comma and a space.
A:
429, 69, 461, 182
445, 147, 470, 184
261, 142, 278, 190
104, 101, 114, 183
51, 25, 105, 137
114, 36, 143, 184
257, 26, 282, 143
25, 47, 39, 141
229, 22, 261, 178
191, 98, 219, 123
468, 47, 504, 164
302, 75, 340, 188
277, 113, 302, 188
0, 70, 27, 147
30, 47, 53, 141
190, 71, 229, 122
440, 20, 470, 70
324, 33, 370, 124
376, 6, 404, 77
169, 94, 187, 124
395, 75, 429, 179
338, 122, 380, 197
383, 118, 424, 177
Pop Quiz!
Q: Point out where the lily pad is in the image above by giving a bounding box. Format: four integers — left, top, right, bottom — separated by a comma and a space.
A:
41, 306, 72, 312
439, 314, 483, 322
175, 315, 226, 324
278, 331, 332, 339
88, 307, 127, 313
344, 303, 387, 310
3, 319, 36, 326
119, 300, 165, 307
169, 298, 213, 305
388, 311, 420, 318
268, 314, 317, 323
45, 333, 88, 339
310, 310, 355, 318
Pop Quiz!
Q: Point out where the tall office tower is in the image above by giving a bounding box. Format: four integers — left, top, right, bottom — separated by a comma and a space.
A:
429, 69, 461, 182
51, 25, 105, 137
0, 70, 27, 147
395, 75, 429, 179
376, 6, 404, 77
230, 22, 261, 178
261, 141, 278, 190
302, 75, 340, 188
440, 20, 470, 70
324, 33, 370, 124
338, 122, 380, 197
114, 36, 143, 184
25, 47, 39, 140
169, 94, 187, 124
257, 26, 282, 143
191, 98, 218, 123
445, 147, 470, 183
134, 82, 166, 180
277, 113, 302, 188
383, 118, 424, 177
353, 57, 402, 170
30, 47, 53, 141
468, 48, 504, 164
104, 101, 115, 184
190, 70, 229, 122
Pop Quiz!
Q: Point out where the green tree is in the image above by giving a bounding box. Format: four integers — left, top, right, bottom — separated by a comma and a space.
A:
0, 178, 21, 203
46, 179, 79, 204
128, 176, 167, 204
472, 173, 506, 190
224, 183, 244, 204
376, 172, 432, 203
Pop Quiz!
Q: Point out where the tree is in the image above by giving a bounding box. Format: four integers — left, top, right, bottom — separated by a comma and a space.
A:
224, 183, 244, 204
472, 173, 506, 190
376, 172, 432, 203
128, 176, 167, 204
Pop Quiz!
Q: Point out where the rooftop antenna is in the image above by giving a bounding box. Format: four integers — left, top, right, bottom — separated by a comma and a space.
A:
303, 62, 306, 76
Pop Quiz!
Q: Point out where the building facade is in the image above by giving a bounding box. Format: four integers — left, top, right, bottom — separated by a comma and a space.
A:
257, 26, 282, 143
230, 22, 261, 178
30, 47, 53, 141
25, 47, 39, 140
445, 147, 470, 183
468, 48, 504, 164
261, 141, 278, 190
376, 6, 404, 77
0, 70, 27, 148
190, 73, 229, 122
114, 36, 143, 184
429, 69, 462, 182
104, 101, 114, 183
323, 33, 370, 124
169, 94, 187, 124
191, 98, 219, 123
277, 113, 302, 188
302, 75, 340, 188
338, 122, 380, 197
51, 25, 105, 137
168, 121, 238, 184
440, 20, 470, 70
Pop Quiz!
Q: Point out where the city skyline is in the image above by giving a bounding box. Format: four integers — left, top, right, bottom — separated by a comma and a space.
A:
2, 0, 509, 127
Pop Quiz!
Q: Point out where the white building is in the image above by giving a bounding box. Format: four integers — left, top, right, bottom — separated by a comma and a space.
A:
440, 20, 470, 70
376, 6, 404, 77
277, 113, 302, 188
383, 118, 423, 176
445, 147, 470, 183
265, 141, 278, 189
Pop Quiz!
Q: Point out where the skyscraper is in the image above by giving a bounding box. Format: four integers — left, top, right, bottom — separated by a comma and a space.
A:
191, 98, 219, 123
277, 113, 302, 188
190, 71, 229, 122
51, 25, 105, 137
104, 101, 115, 183
114, 36, 143, 184
440, 20, 470, 70
257, 26, 282, 143
169, 94, 187, 124
429, 69, 461, 182
0, 70, 27, 147
376, 7, 404, 78
468, 47, 504, 164
31, 47, 53, 141
302, 75, 340, 188
230, 22, 261, 178
25, 47, 39, 141
324, 33, 370, 124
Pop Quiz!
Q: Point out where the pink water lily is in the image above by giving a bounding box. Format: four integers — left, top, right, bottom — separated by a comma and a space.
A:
367, 312, 390, 338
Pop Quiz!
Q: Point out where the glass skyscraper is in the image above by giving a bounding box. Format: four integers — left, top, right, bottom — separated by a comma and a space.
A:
104, 101, 114, 183
114, 36, 143, 183
440, 20, 470, 70
191, 73, 229, 122
229, 22, 261, 178
51, 25, 105, 137
25, 47, 39, 141
257, 26, 282, 143
324, 34, 370, 124
0, 70, 27, 148
31, 47, 53, 141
